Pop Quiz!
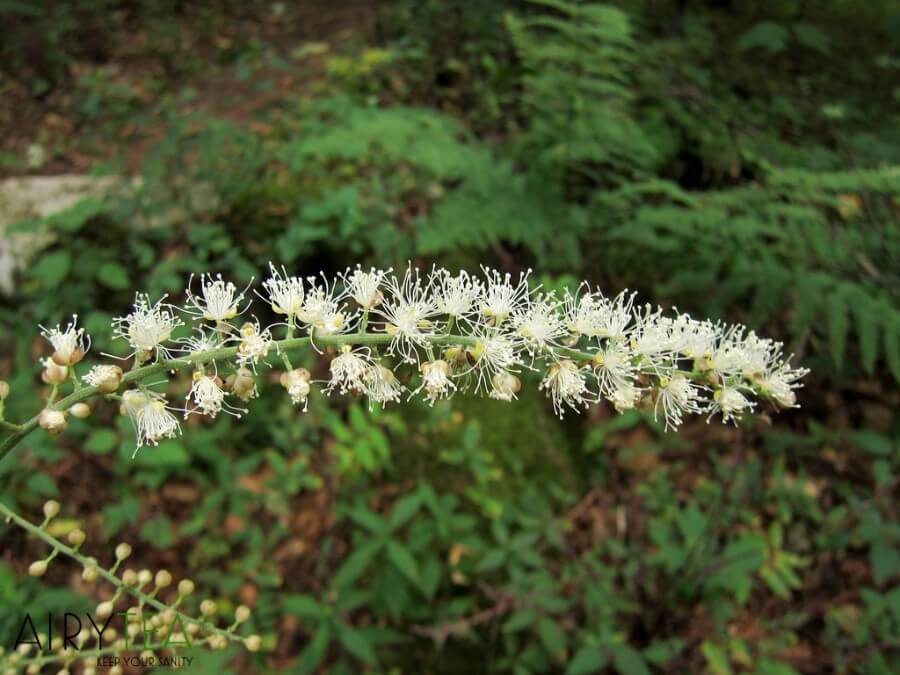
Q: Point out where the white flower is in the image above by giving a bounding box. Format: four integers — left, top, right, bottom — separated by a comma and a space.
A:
375, 266, 437, 364
593, 340, 638, 397
325, 345, 372, 394
236, 321, 272, 369
186, 373, 241, 419
671, 314, 718, 360
515, 295, 565, 355
709, 386, 755, 424
40, 315, 89, 366
179, 329, 220, 356
432, 268, 482, 319
464, 328, 523, 394
113, 293, 183, 359
654, 373, 703, 430
757, 360, 808, 408
540, 360, 592, 417
414, 359, 455, 405
609, 383, 642, 413
297, 275, 349, 336
489, 371, 521, 401
83, 364, 123, 393
630, 305, 677, 366
261, 263, 305, 317
363, 364, 403, 408
185, 273, 250, 323
122, 390, 181, 455
281, 368, 311, 410
345, 265, 390, 309
564, 284, 602, 337
480, 267, 531, 325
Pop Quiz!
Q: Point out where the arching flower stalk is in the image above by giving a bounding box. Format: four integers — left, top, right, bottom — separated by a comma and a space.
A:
2, 263, 809, 463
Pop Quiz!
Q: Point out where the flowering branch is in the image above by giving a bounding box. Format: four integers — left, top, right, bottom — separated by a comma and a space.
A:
0, 264, 809, 465
0, 500, 261, 674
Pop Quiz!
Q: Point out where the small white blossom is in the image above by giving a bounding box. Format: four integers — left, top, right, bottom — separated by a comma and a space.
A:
122, 390, 181, 455
83, 364, 123, 393
113, 293, 183, 360
236, 321, 272, 369
414, 359, 455, 405
654, 373, 703, 430
261, 263, 305, 318
179, 329, 220, 356
480, 266, 531, 325
593, 340, 638, 397
325, 345, 373, 394
432, 268, 482, 320
297, 275, 349, 336
465, 327, 523, 394
363, 364, 403, 408
345, 265, 391, 309
609, 383, 642, 412
375, 266, 437, 364
489, 370, 521, 401
709, 386, 755, 424
757, 360, 808, 408
40, 315, 89, 366
186, 373, 241, 419
515, 295, 565, 356
281, 368, 311, 410
185, 273, 250, 323
540, 360, 592, 417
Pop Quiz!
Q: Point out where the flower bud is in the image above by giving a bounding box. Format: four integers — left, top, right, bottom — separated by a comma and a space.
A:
86, 365, 123, 394
68, 402, 91, 419
39, 409, 67, 435
137, 569, 152, 586
43, 500, 61, 520
209, 634, 228, 650
82, 565, 98, 583
489, 371, 521, 402
115, 543, 132, 561
235, 605, 251, 623
41, 360, 68, 385
28, 560, 48, 577
245, 635, 262, 652
95, 601, 113, 619
0, 380, 8, 400
155, 569, 172, 588
200, 599, 217, 616
226, 368, 258, 402
121, 569, 138, 586
52, 346, 85, 367
178, 578, 195, 596
67, 529, 86, 547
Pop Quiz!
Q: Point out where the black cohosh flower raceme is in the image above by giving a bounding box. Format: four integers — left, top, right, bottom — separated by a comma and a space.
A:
0, 263, 808, 460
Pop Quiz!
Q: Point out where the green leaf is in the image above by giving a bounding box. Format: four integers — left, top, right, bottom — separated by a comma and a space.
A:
96, 262, 131, 290
386, 540, 421, 588
284, 594, 323, 619
851, 431, 893, 456
333, 540, 382, 590
870, 544, 900, 587
388, 493, 421, 531
566, 646, 607, 675
297, 624, 331, 675
827, 288, 849, 371
701, 641, 733, 675
850, 291, 879, 375
132, 440, 190, 467
140, 515, 174, 549
613, 645, 651, 675
538, 618, 567, 660
337, 624, 377, 664
32, 250, 71, 287
736, 22, 789, 53
85, 429, 118, 454
885, 318, 900, 383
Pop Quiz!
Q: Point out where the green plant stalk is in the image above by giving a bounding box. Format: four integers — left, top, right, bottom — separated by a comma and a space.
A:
0, 500, 242, 646
8, 638, 194, 671
0, 332, 600, 465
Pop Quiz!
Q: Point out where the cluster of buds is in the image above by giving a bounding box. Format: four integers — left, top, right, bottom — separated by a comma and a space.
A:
0, 501, 263, 675
10, 263, 809, 455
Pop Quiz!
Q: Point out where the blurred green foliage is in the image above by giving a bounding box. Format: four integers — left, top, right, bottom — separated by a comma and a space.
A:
1, 0, 899, 673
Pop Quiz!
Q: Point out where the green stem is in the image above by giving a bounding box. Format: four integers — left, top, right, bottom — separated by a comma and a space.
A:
0, 501, 241, 645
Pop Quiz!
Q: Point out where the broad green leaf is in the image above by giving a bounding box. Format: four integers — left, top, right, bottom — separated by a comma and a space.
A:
537, 617, 567, 660
337, 624, 377, 664
386, 540, 421, 587
96, 262, 131, 290
566, 646, 607, 675
85, 429, 118, 454
284, 594, 323, 619
334, 540, 382, 590
870, 544, 900, 587
613, 645, 652, 675
701, 641, 733, 675
297, 624, 331, 675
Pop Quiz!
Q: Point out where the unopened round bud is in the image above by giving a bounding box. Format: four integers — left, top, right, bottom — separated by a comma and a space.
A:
67, 529, 86, 547
50, 637, 62, 651
245, 635, 262, 652
52, 345, 85, 367
121, 569, 138, 586
95, 601, 113, 619
115, 543, 132, 561
89, 365, 123, 394
227, 368, 258, 402
490, 371, 521, 401
178, 579, 195, 596
43, 500, 61, 520
39, 409, 67, 435
104, 627, 117, 642
28, 560, 48, 577
109, 666, 123, 675
41, 361, 68, 385
200, 599, 217, 616
209, 634, 228, 650
82, 565, 98, 583
137, 569, 152, 586
235, 605, 251, 623
155, 570, 172, 588
68, 402, 91, 419
83, 668, 96, 675
0, 380, 9, 400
